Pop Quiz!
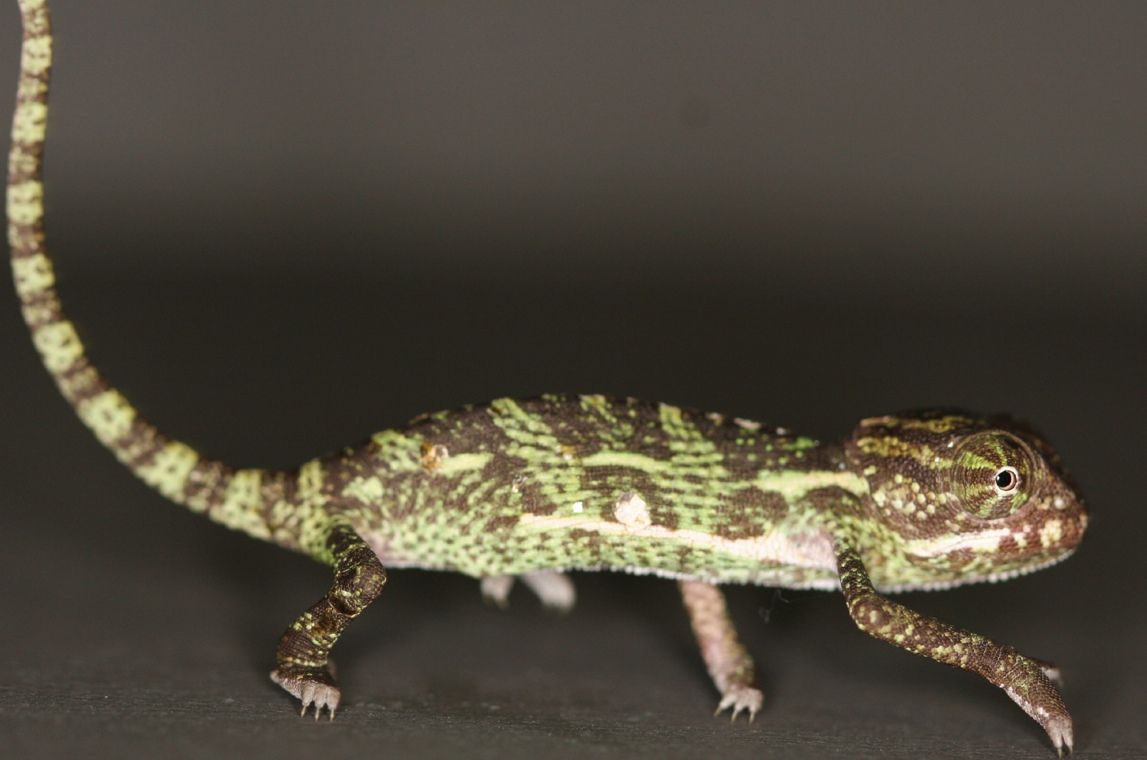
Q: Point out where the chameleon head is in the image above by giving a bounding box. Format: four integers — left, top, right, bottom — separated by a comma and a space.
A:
844, 410, 1088, 590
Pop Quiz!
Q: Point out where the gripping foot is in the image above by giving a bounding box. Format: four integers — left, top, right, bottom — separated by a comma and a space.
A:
715, 685, 764, 723
271, 665, 340, 720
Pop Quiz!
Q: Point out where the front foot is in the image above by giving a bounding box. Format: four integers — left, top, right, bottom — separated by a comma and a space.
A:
714, 685, 763, 723
1001, 658, 1074, 756
1044, 715, 1073, 758
1030, 700, 1073, 757
270, 665, 341, 720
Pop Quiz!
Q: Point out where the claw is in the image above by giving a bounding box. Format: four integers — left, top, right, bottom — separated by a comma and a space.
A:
714, 686, 763, 724
271, 667, 342, 722
301, 683, 316, 711
1046, 715, 1073, 758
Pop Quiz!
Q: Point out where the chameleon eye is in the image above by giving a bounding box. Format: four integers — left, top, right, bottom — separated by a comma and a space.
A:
994, 467, 1020, 493
950, 433, 1033, 519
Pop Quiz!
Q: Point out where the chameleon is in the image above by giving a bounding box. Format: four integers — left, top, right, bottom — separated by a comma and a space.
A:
7, 1, 1088, 754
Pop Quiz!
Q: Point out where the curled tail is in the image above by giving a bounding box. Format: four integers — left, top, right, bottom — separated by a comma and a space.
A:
8, 0, 294, 547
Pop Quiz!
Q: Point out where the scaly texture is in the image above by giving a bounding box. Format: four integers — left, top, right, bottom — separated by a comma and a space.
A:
679, 579, 762, 721
7, 2, 1087, 754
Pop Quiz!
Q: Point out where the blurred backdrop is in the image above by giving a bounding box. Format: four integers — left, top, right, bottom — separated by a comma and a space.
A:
2, 3, 1144, 758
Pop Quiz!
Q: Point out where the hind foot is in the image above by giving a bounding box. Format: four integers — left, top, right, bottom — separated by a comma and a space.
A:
271, 665, 341, 720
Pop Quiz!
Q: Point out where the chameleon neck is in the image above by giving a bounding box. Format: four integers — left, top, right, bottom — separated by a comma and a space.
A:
8, 0, 292, 547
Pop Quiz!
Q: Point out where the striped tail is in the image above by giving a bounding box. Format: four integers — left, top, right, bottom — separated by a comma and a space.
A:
7, 0, 292, 547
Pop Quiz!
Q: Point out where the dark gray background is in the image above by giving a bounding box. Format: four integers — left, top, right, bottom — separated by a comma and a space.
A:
2, 2, 1144, 758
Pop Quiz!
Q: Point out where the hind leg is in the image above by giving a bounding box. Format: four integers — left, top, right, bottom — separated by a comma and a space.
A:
271, 524, 387, 719
480, 571, 576, 612
678, 580, 763, 722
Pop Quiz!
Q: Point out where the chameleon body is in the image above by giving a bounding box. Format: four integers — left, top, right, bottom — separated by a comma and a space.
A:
7, 1, 1088, 754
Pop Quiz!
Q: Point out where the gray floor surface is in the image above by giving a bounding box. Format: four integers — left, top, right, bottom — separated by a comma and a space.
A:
2, 271, 1143, 759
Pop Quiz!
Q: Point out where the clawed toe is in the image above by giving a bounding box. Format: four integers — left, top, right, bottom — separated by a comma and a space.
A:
1045, 716, 1073, 757
271, 667, 341, 720
714, 686, 764, 723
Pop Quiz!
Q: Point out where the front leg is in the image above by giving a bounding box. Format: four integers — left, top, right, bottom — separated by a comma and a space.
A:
678, 580, 763, 722
271, 524, 387, 719
835, 542, 1072, 755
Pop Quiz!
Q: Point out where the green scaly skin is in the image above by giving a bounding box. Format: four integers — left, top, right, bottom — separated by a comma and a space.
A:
7, 1, 1088, 753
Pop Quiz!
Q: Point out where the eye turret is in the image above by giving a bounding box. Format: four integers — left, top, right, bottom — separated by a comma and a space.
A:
950, 432, 1034, 519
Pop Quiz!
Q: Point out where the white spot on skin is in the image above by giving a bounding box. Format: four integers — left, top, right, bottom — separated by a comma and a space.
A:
613, 492, 651, 528
1040, 519, 1063, 548
1053, 496, 1066, 510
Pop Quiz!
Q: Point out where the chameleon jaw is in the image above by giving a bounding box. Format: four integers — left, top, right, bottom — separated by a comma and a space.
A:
877, 549, 1077, 593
